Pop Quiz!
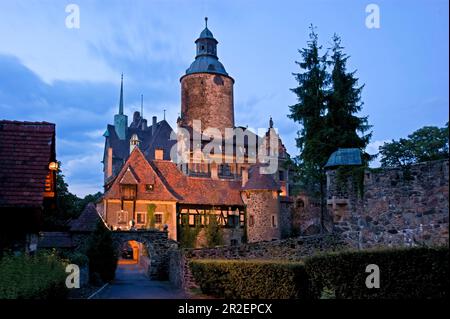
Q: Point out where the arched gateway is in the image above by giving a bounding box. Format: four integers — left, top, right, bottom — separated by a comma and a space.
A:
111, 230, 177, 280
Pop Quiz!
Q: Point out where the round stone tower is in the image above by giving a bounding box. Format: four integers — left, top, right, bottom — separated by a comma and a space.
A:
180, 18, 234, 134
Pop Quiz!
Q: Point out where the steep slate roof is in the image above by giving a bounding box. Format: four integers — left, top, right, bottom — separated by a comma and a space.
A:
151, 160, 244, 206
104, 119, 176, 167
103, 147, 179, 201
70, 203, 102, 232
0, 121, 55, 208
242, 164, 280, 191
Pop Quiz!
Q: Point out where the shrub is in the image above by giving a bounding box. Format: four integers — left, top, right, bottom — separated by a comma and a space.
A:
86, 221, 118, 283
190, 259, 316, 299
0, 252, 67, 299
204, 215, 224, 248
304, 246, 449, 299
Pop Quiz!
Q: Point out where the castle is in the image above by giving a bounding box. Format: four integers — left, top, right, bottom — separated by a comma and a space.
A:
99, 19, 294, 245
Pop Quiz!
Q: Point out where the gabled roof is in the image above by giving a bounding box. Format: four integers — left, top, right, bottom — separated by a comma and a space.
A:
0, 120, 55, 208
120, 167, 139, 185
103, 147, 179, 201
70, 203, 102, 232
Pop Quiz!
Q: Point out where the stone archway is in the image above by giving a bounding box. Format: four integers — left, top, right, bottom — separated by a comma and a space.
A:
112, 230, 177, 280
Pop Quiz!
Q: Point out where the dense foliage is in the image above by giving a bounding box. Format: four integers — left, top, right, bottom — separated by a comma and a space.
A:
0, 252, 67, 299
86, 221, 118, 283
43, 161, 102, 231
379, 123, 449, 167
304, 246, 449, 299
288, 27, 371, 229
204, 215, 224, 247
191, 247, 448, 299
190, 259, 315, 299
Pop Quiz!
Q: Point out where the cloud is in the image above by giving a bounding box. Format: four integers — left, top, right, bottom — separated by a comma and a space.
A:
367, 140, 389, 168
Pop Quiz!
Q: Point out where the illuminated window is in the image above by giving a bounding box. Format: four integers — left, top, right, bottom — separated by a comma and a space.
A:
136, 212, 146, 224
117, 211, 128, 225
155, 213, 163, 224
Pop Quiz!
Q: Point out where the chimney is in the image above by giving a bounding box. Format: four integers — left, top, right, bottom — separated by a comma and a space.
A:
141, 118, 147, 130
152, 116, 157, 135
241, 166, 248, 187
155, 149, 163, 160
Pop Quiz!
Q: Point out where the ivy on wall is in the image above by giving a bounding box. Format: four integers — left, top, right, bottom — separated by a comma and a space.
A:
146, 204, 156, 229
335, 166, 365, 198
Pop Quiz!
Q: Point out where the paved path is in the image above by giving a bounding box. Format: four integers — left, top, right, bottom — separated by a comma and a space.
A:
93, 264, 187, 299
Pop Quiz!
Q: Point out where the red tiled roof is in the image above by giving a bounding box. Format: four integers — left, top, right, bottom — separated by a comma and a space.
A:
70, 203, 102, 232
120, 167, 139, 184
151, 160, 244, 206
103, 147, 179, 201
242, 164, 280, 191
0, 121, 55, 208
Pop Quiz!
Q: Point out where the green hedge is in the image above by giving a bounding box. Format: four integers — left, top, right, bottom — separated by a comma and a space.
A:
190, 259, 316, 299
0, 252, 68, 299
304, 246, 449, 299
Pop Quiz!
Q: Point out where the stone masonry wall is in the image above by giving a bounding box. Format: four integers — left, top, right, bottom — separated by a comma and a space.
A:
180, 73, 234, 133
327, 159, 449, 248
242, 190, 281, 243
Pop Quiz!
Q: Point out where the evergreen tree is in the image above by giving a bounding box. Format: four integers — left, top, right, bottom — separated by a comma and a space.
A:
288, 25, 330, 231
325, 34, 372, 159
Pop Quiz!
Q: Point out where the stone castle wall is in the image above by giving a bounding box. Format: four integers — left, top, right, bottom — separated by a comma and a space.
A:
327, 159, 449, 248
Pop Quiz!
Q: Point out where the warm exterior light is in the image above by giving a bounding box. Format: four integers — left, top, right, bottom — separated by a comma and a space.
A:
49, 162, 58, 171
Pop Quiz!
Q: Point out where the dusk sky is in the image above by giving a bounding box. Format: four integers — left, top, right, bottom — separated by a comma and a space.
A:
0, 0, 448, 197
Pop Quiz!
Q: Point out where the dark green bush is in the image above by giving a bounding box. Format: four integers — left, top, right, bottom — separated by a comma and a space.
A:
0, 252, 67, 299
304, 246, 449, 299
190, 259, 316, 299
86, 221, 118, 282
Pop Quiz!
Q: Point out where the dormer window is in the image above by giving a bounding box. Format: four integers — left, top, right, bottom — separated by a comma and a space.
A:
120, 184, 136, 199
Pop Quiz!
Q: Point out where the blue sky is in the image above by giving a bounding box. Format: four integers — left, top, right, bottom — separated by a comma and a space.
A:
0, 0, 448, 197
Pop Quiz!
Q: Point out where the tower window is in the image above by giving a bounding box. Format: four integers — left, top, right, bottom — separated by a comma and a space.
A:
201, 45, 205, 50
271, 215, 277, 228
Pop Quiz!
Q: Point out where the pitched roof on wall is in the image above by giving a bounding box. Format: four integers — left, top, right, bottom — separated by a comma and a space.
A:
70, 203, 102, 232
0, 120, 55, 208
324, 148, 362, 168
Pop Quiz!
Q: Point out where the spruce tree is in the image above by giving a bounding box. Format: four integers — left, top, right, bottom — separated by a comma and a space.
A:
288, 25, 330, 231
325, 34, 372, 159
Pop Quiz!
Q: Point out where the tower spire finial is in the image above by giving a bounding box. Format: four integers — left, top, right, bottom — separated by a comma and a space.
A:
119, 73, 124, 115
269, 116, 273, 128
141, 94, 143, 118
205, 16, 208, 28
